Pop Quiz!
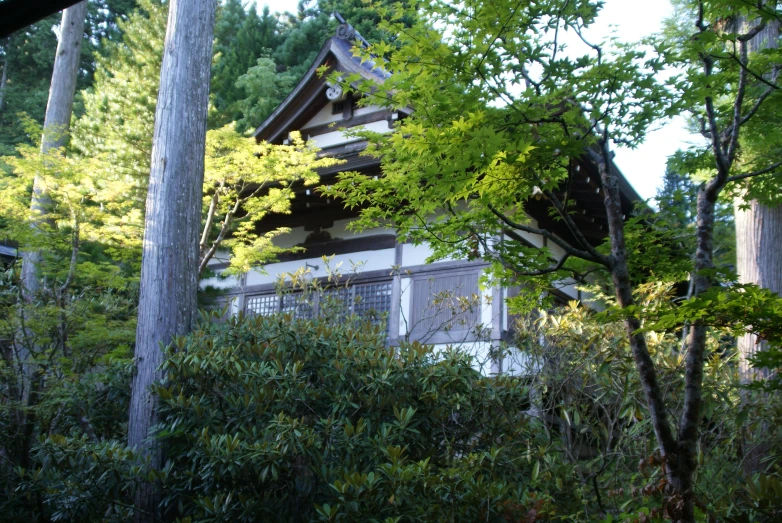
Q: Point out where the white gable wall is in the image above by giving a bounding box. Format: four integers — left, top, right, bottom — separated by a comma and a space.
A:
310, 119, 393, 149
303, 103, 344, 128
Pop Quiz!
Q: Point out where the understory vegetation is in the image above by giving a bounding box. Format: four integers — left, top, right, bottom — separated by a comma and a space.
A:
1, 0, 782, 521
1, 289, 780, 521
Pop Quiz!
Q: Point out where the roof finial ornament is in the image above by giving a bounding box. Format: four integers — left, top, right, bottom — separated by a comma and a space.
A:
325, 81, 344, 101
332, 12, 371, 48
336, 23, 356, 41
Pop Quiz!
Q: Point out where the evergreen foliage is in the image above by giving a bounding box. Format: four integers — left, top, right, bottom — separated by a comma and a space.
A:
210, 2, 283, 128
0, 1, 138, 154
233, 55, 297, 133
71, 0, 167, 265
153, 312, 544, 521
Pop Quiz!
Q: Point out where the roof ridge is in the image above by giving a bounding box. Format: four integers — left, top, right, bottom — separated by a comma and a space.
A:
332, 11, 372, 50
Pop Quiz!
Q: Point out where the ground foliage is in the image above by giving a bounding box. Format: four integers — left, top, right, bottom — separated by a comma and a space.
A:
512, 284, 782, 521
324, 0, 782, 518
154, 312, 551, 522
2, 292, 779, 522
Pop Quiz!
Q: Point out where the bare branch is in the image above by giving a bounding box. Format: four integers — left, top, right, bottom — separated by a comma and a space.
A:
487, 204, 610, 266
542, 188, 610, 264
726, 159, 782, 183
726, 37, 749, 167
198, 195, 242, 276
199, 180, 224, 255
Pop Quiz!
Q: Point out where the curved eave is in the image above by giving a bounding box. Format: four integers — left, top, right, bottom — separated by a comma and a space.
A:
252, 37, 391, 144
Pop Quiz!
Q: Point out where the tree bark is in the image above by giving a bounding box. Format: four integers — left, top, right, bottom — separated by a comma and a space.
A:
20, 1, 87, 299
736, 199, 782, 379
735, 16, 781, 382
593, 141, 689, 517
0, 38, 8, 112
127, 0, 217, 520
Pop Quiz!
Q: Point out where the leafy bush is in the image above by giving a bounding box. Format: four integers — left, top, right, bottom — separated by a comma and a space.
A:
510, 284, 782, 522
154, 312, 553, 522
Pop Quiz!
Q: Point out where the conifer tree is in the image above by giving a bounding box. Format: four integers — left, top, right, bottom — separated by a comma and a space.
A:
210, 2, 281, 128
233, 55, 296, 133
128, 0, 217, 518
0, 1, 138, 154
71, 0, 167, 264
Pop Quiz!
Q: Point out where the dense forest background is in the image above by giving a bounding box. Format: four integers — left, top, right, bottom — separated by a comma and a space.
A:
0, 0, 780, 521
0, 0, 400, 154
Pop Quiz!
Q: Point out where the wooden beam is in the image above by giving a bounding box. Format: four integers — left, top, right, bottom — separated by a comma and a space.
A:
301, 109, 393, 137
275, 234, 396, 262
0, 0, 82, 38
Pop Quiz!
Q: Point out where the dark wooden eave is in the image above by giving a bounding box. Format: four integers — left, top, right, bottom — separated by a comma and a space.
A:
0, 0, 83, 38
252, 34, 404, 144
249, 16, 643, 244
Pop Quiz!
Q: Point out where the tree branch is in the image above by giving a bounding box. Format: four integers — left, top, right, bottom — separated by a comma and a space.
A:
727, 51, 781, 90
726, 159, 782, 183
542, 188, 610, 264
199, 180, 224, 256
726, 38, 749, 168
469, 223, 573, 277
487, 204, 609, 266
59, 210, 80, 296
198, 194, 242, 276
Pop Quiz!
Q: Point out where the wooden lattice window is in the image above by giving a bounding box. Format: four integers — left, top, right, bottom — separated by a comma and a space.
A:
246, 294, 278, 316
409, 271, 481, 339
244, 281, 393, 330
281, 293, 315, 320
322, 282, 393, 333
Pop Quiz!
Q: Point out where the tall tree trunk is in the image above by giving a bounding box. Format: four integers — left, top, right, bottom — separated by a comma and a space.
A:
736, 199, 782, 379
20, 1, 87, 299
735, 190, 782, 475
14, 1, 87, 477
0, 38, 8, 112
735, 16, 781, 382
127, 0, 217, 520
593, 141, 689, 518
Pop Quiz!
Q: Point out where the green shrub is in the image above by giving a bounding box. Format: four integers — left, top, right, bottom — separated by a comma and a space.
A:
154, 312, 552, 522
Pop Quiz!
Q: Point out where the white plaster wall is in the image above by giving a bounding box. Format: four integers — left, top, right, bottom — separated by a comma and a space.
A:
548, 241, 566, 260
353, 104, 385, 118
200, 250, 238, 290
312, 119, 392, 149
502, 347, 537, 376
270, 220, 394, 250
423, 342, 495, 374
205, 250, 232, 266
401, 242, 434, 268
509, 216, 545, 248
302, 103, 388, 131
557, 279, 579, 300
304, 103, 343, 128
328, 218, 394, 239
479, 289, 495, 333
200, 273, 242, 290
244, 247, 396, 286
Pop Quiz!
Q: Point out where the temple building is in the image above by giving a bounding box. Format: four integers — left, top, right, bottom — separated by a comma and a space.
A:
202, 16, 641, 374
